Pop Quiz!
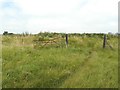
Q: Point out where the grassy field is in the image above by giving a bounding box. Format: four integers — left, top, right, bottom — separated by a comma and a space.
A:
2, 33, 118, 88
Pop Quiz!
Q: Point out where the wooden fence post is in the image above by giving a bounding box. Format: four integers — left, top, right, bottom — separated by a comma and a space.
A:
103, 34, 107, 48
66, 34, 68, 47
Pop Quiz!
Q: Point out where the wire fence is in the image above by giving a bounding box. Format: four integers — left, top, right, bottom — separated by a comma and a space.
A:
33, 34, 116, 50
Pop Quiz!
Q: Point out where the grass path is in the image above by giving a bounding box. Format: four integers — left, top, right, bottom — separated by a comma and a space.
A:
60, 49, 118, 88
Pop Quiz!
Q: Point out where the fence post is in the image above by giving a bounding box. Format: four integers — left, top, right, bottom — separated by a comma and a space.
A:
66, 34, 68, 47
103, 34, 107, 48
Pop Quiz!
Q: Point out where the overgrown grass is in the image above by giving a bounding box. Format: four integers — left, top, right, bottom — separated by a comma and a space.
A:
2, 34, 118, 88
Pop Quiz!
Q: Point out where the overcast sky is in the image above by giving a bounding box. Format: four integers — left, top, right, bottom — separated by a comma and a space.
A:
0, 0, 119, 34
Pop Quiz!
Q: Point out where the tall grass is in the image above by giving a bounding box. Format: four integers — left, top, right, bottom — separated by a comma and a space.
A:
2, 34, 118, 88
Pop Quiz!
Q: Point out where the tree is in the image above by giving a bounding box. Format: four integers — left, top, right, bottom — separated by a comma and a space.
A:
3, 31, 8, 35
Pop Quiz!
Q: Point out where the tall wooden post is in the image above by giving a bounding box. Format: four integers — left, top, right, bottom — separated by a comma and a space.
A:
103, 34, 107, 48
66, 34, 68, 47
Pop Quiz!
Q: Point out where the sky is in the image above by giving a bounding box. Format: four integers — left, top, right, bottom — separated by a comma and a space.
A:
0, 0, 119, 34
